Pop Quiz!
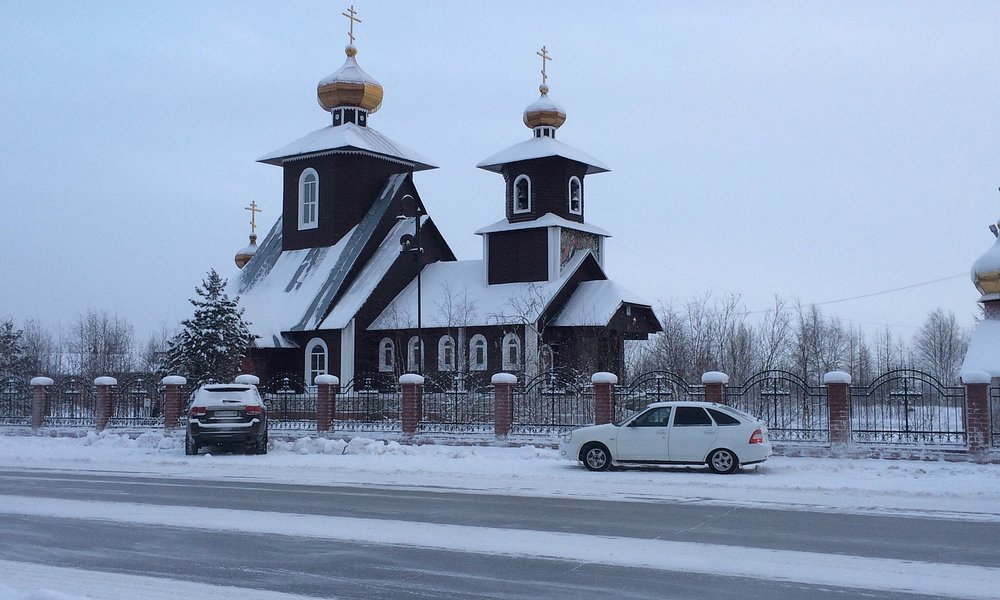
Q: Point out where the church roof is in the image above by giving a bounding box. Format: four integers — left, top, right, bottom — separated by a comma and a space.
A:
549, 279, 652, 327
474, 212, 611, 237
257, 122, 436, 171
233, 174, 414, 348
476, 136, 609, 175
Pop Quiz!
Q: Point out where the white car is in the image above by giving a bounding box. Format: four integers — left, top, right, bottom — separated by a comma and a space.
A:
559, 401, 771, 474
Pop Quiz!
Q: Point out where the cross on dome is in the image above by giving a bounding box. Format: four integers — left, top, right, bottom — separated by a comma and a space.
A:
537, 46, 552, 88
343, 5, 361, 45
245, 200, 262, 235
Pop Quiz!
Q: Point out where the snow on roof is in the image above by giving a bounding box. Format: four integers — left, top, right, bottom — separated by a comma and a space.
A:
476, 136, 610, 175
368, 251, 600, 331
318, 54, 380, 87
474, 212, 611, 237
549, 279, 651, 327
257, 122, 436, 171
961, 318, 1000, 379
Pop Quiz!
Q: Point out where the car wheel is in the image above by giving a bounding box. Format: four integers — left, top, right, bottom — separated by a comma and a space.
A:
581, 443, 611, 472
184, 433, 198, 456
707, 448, 738, 474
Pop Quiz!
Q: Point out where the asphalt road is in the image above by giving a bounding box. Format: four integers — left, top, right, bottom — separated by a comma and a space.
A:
0, 468, 994, 599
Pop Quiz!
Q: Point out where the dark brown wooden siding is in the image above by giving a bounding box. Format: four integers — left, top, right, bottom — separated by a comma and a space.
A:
487, 229, 548, 284
500, 157, 588, 224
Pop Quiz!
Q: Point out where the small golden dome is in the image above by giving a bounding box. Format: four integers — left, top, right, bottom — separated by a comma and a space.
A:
972, 222, 1000, 300
317, 45, 383, 114
523, 84, 566, 129
235, 234, 258, 269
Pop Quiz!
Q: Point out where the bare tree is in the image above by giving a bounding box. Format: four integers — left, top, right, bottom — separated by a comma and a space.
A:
67, 310, 136, 379
912, 308, 968, 383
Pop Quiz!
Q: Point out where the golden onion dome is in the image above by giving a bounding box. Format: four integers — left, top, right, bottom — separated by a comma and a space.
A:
972, 223, 1000, 300
235, 233, 258, 270
317, 45, 383, 113
523, 84, 566, 130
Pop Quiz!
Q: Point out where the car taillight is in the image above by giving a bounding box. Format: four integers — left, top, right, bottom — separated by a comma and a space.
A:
749, 429, 764, 444
189, 406, 206, 417
245, 405, 262, 415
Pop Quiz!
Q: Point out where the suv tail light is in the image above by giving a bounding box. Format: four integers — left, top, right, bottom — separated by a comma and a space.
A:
189, 406, 207, 417
749, 429, 764, 444
245, 405, 262, 415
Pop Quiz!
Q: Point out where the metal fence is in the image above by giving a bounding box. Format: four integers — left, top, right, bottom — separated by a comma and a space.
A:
991, 386, 1000, 448
0, 377, 31, 426
512, 371, 594, 435
850, 369, 966, 446
335, 373, 401, 432
726, 371, 829, 442
111, 375, 162, 428
47, 377, 98, 427
259, 374, 318, 431
614, 371, 702, 422
420, 375, 494, 434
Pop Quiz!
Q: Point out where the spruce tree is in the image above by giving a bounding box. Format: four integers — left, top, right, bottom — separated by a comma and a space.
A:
0, 318, 27, 378
165, 269, 256, 388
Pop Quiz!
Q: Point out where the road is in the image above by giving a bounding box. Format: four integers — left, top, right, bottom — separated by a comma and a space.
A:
0, 467, 996, 599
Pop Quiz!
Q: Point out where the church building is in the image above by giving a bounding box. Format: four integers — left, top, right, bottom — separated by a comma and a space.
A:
232, 15, 662, 388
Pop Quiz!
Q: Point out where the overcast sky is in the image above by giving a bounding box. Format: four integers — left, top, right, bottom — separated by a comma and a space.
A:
2, 1, 998, 345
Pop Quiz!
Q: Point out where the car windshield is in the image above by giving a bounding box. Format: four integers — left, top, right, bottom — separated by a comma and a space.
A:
614, 406, 661, 426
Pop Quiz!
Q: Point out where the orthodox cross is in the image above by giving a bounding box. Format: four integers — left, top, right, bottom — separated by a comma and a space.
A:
245, 201, 262, 234
343, 5, 361, 45
536, 46, 552, 86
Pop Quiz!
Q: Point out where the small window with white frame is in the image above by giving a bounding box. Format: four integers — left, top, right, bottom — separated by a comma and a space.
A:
469, 334, 487, 371
305, 337, 328, 386
568, 176, 582, 215
438, 335, 456, 372
407, 336, 423, 373
298, 168, 319, 230
378, 338, 395, 373
502, 332, 521, 371
513, 175, 531, 214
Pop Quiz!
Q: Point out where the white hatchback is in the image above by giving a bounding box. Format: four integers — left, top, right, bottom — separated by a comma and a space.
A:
559, 401, 771, 474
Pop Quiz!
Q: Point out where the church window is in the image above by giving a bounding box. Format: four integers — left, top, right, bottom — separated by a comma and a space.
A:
513, 175, 531, 214
407, 336, 423, 373
502, 333, 521, 371
298, 168, 319, 230
305, 338, 328, 386
469, 334, 487, 371
438, 335, 456, 371
378, 338, 395, 373
568, 177, 582, 215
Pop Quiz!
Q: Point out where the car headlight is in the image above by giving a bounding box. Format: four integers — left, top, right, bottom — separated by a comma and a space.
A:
561, 431, 573, 443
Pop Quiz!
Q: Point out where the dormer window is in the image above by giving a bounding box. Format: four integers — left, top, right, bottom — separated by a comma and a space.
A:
568, 177, 582, 215
298, 168, 319, 230
513, 175, 531, 214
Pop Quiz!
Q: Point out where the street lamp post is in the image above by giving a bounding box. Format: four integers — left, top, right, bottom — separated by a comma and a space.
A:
399, 199, 424, 375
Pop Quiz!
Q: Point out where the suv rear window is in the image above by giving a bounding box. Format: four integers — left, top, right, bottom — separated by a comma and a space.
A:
707, 408, 741, 425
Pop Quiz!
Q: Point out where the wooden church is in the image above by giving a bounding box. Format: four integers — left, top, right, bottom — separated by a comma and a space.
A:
232, 15, 662, 388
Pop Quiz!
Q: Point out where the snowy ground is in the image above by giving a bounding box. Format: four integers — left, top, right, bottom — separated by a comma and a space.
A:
1, 431, 999, 599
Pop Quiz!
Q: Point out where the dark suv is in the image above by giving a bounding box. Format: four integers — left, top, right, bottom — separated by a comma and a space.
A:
185, 383, 268, 455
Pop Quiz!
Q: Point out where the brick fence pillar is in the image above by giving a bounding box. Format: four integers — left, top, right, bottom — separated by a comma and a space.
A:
315, 374, 340, 433
592, 372, 618, 424
94, 376, 117, 432
492, 373, 517, 437
400, 374, 424, 435
701, 371, 729, 404
30, 376, 53, 432
161, 375, 187, 432
962, 371, 991, 460
823, 371, 852, 447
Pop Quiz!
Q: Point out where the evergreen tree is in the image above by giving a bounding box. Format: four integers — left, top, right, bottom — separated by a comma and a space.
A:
0, 318, 27, 378
165, 269, 256, 388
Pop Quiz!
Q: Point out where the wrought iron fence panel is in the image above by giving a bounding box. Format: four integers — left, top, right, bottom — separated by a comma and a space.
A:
512, 370, 594, 435
260, 374, 317, 431
0, 377, 31, 426
850, 369, 966, 446
615, 371, 701, 421
420, 374, 495, 433
991, 386, 1000, 448
47, 377, 97, 427
336, 374, 401, 432
725, 370, 829, 442
111, 374, 163, 428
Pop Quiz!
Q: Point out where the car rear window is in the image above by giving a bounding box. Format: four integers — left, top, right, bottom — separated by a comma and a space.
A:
672, 406, 712, 426
707, 408, 741, 426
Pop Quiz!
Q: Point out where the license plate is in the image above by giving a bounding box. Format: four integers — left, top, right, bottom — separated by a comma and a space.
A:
213, 410, 239, 418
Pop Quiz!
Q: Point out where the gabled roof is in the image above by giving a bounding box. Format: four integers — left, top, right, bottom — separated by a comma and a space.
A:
476, 136, 609, 175
475, 212, 611, 237
257, 122, 436, 171
549, 280, 653, 327
368, 250, 605, 330
233, 174, 414, 348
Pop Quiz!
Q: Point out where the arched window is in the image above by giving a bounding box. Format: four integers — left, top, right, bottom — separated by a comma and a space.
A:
469, 334, 487, 371
378, 338, 395, 373
568, 176, 582, 215
502, 333, 521, 371
304, 337, 328, 385
438, 335, 456, 372
513, 175, 531, 214
407, 336, 423, 373
298, 168, 319, 230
